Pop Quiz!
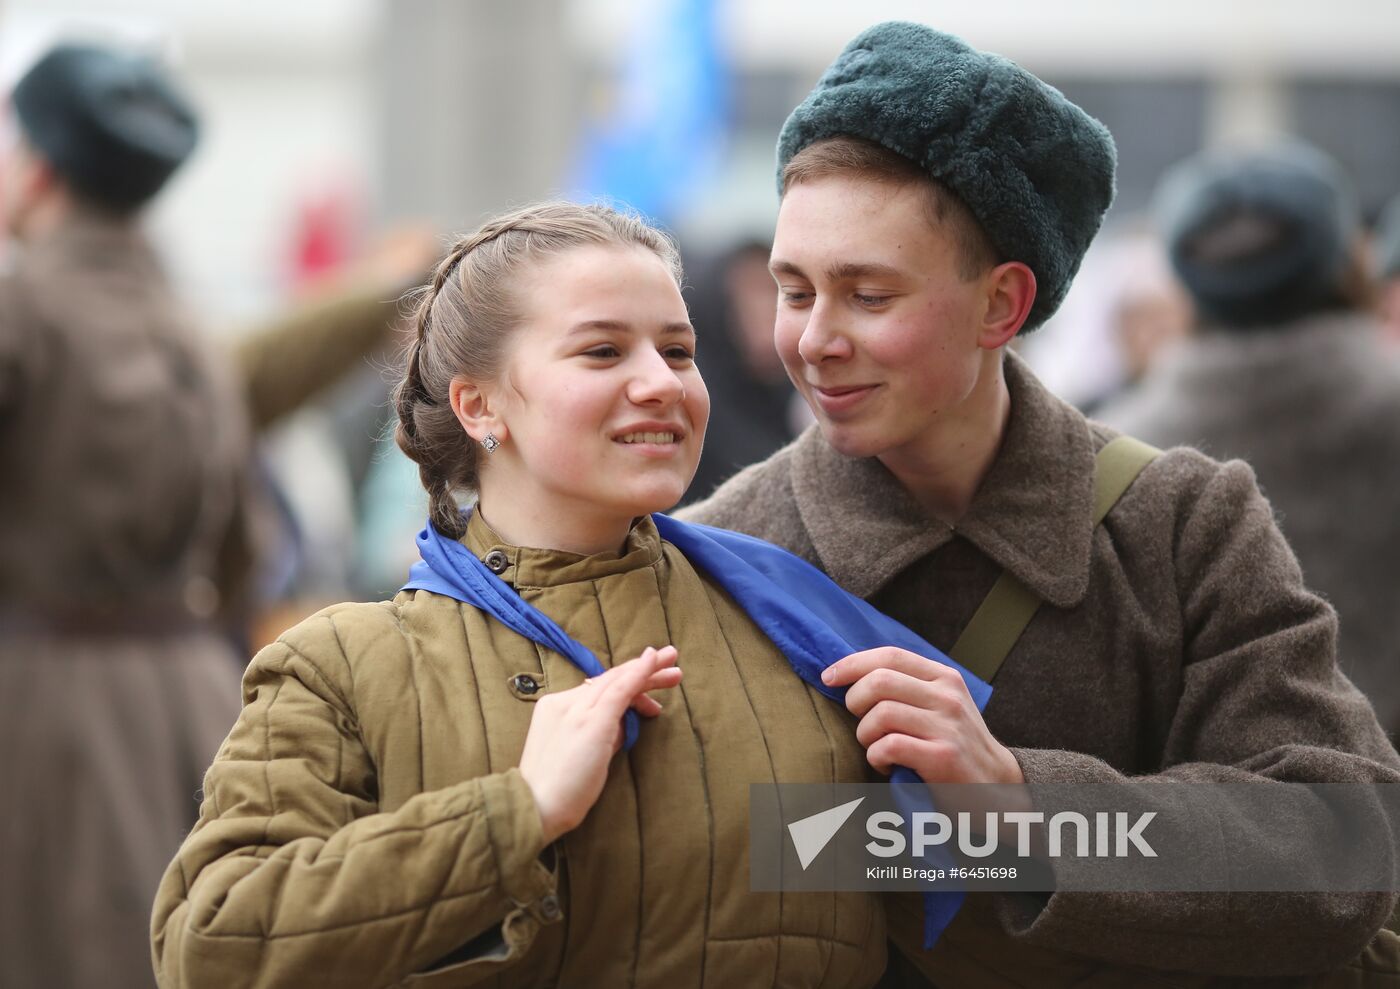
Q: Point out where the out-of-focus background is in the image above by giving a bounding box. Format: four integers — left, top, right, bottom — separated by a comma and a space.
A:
9, 8, 1400, 985
5, 0, 1400, 620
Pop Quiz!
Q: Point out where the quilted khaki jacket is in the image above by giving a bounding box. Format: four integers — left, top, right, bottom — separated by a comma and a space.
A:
152, 512, 885, 989
682, 354, 1400, 986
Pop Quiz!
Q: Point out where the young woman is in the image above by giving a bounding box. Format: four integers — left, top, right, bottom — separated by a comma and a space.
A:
150, 203, 898, 988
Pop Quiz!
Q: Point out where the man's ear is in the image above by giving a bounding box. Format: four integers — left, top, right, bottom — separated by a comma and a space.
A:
448, 376, 506, 446
978, 261, 1037, 350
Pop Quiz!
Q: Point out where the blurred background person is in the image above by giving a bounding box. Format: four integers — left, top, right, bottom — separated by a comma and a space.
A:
9, 0, 1397, 588
681, 237, 809, 504
1371, 192, 1400, 344
229, 222, 437, 637
0, 41, 256, 989
1097, 140, 1400, 740
1094, 232, 1194, 409
1026, 227, 1196, 417
0, 38, 431, 989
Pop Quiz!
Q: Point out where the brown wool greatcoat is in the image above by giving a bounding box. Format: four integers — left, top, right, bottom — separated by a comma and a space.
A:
0, 211, 252, 989
152, 511, 886, 989
1, 208, 417, 989
681, 353, 1400, 985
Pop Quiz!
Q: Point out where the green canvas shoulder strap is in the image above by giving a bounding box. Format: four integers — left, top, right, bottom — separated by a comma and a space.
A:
947, 435, 1161, 684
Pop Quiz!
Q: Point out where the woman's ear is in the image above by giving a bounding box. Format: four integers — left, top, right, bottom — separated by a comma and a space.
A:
977, 261, 1037, 350
449, 377, 506, 446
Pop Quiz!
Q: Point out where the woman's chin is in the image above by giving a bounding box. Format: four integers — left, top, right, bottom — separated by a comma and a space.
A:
614, 481, 689, 517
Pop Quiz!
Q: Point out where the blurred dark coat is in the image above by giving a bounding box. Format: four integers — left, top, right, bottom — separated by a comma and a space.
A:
0, 209, 249, 988
1097, 314, 1400, 740
682, 353, 1400, 985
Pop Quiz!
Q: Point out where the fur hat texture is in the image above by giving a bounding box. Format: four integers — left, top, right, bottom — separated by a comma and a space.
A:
776, 21, 1117, 332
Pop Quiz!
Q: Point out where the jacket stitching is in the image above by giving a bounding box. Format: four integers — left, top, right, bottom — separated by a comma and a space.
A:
189, 869, 506, 941
704, 578, 782, 987
259, 679, 292, 935
323, 612, 358, 705
324, 615, 355, 799
273, 638, 356, 719
798, 679, 843, 984
705, 932, 870, 951
455, 601, 494, 776
397, 614, 426, 795
588, 577, 645, 988
655, 559, 714, 987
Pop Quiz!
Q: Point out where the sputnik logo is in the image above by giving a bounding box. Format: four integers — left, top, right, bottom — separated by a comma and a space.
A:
787, 797, 865, 869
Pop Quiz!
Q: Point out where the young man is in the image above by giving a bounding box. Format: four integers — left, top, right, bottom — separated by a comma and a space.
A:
681, 22, 1400, 985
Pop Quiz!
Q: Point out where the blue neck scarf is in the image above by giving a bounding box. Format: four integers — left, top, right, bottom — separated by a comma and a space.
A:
402, 511, 993, 948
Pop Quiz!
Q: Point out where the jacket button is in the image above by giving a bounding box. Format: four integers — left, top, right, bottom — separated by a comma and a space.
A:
538, 894, 562, 921
483, 550, 508, 574
512, 674, 539, 695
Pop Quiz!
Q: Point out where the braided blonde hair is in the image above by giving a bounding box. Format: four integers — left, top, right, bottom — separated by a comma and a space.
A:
393, 202, 684, 538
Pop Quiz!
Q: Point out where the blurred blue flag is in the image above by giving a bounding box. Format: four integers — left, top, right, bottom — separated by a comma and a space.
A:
567, 0, 728, 223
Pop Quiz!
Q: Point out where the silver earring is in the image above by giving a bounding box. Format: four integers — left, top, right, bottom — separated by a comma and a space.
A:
481, 433, 500, 453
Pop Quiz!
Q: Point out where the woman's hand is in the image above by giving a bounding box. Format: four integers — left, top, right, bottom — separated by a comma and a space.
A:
822, 647, 1024, 786
520, 646, 682, 843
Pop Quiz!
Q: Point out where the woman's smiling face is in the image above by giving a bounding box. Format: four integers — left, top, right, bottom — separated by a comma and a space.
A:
472, 243, 709, 542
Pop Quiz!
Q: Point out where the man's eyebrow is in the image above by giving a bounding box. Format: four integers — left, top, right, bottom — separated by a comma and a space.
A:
825, 260, 906, 281
768, 259, 907, 281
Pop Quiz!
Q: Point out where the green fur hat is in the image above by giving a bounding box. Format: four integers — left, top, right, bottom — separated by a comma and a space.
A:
776, 21, 1117, 332
12, 42, 199, 212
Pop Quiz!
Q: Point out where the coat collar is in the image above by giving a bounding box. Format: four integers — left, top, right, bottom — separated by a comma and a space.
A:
789, 352, 1096, 608
24, 206, 153, 274
1157, 313, 1382, 396
464, 509, 663, 589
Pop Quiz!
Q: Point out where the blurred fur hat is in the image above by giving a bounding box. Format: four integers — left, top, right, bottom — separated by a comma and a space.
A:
1154, 140, 1359, 329
776, 21, 1117, 332
12, 42, 199, 211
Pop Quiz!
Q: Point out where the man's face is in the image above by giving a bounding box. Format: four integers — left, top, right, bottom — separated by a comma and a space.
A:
0, 109, 20, 243
1379, 276, 1400, 347
769, 173, 993, 460
0, 119, 44, 242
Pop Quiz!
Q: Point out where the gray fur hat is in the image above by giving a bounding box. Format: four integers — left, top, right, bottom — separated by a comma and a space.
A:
1154, 140, 1358, 328
12, 42, 199, 212
776, 21, 1117, 333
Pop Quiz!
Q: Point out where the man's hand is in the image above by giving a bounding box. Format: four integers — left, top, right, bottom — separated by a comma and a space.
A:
822, 647, 1024, 786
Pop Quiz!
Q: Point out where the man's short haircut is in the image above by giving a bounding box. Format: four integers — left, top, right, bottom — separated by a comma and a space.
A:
780, 135, 1001, 282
